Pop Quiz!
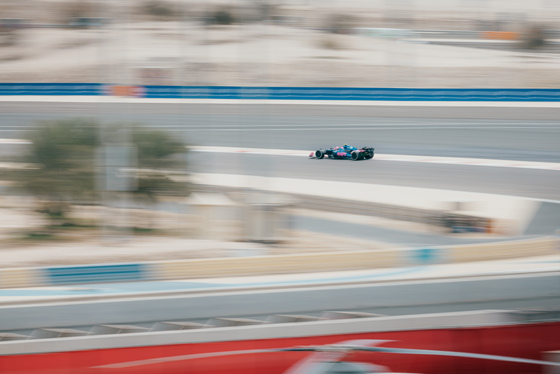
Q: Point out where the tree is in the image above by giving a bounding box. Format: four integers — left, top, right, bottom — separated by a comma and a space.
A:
130, 128, 190, 204
9, 118, 98, 225
8, 119, 189, 229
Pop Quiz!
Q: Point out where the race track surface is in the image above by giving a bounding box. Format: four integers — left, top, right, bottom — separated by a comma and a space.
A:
1, 102, 560, 200
1, 102, 560, 162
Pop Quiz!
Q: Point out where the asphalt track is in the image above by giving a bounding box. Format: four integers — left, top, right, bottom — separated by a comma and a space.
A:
190, 152, 560, 200
1, 102, 560, 201
1, 102, 560, 162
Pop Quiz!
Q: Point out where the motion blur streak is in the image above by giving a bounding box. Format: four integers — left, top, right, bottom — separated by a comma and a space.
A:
1, 1, 560, 374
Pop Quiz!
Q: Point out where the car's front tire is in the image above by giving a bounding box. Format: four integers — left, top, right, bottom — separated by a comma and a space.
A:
315, 150, 325, 159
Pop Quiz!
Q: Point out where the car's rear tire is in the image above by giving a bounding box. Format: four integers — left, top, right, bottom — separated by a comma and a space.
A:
351, 151, 362, 160
315, 150, 324, 159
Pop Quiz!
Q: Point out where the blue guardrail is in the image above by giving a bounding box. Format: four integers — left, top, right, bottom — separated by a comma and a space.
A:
1, 83, 560, 101
45, 263, 148, 285
0, 83, 101, 96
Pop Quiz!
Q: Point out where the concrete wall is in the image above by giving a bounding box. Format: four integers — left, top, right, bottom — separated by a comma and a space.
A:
0, 237, 557, 288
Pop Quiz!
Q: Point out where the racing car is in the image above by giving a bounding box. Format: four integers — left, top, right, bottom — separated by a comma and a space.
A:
310, 144, 374, 160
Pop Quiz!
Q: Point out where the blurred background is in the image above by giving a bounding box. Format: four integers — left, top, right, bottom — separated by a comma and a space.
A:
0, 2, 559, 373
0, 0, 559, 87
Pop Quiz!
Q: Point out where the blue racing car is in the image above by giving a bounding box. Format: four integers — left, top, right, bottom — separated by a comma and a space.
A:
310, 144, 374, 161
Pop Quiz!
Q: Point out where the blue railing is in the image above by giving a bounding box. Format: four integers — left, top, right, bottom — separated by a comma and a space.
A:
1, 83, 560, 101
45, 263, 149, 285
0, 83, 101, 96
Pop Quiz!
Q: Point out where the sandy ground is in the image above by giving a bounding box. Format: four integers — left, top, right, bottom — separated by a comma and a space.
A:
0, 233, 396, 269
1, 20, 559, 88
0, 203, 396, 268
2, 0, 559, 87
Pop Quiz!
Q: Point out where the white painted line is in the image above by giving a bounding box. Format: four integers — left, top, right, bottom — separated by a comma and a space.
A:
1, 96, 560, 108
1, 142, 558, 172
0, 139, 30, 144
192, 146, 560, 172
154, 125, 560, 132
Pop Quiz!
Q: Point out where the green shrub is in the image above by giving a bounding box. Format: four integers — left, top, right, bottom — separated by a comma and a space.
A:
207, 9, 234, 25
520, 24, 548, 50
142, 1, 177, 18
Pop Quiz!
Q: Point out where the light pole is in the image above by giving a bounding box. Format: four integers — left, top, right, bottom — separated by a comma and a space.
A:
96, 0, 135, 243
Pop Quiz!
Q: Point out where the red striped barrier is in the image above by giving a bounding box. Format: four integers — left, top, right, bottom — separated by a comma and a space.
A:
1, 321, 559, 374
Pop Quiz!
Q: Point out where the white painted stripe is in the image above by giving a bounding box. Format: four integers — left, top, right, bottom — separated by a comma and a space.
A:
3, 123, 557, 129
192, 146, 560, 171
1, 96, 560, 108
1, 142, 558, 171
0, 139, 30, 144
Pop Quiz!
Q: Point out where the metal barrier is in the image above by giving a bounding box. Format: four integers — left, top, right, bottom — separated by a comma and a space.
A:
44, 263, 150, 285
0, 237, 556, 288
0, 83, 100, 96
197, 185, 492, 232
1, 84, 560, 101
